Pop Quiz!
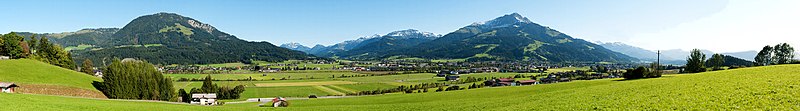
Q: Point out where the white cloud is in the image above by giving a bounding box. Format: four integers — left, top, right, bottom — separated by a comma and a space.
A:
626, 0, 800, 53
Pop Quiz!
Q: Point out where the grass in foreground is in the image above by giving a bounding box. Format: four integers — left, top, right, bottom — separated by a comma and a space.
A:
6, 65, 796, 110
0, 59, 100, 90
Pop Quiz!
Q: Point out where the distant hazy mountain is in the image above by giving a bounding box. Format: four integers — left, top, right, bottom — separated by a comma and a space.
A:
598, 41, 760, 65
72, 12, 312, 64
722, 51, 757, 61
368, 13, 637, 62
598, 42, 664, 61
280, 43, 312, 52
16, 28, 119, 47
308, 29, 441, 58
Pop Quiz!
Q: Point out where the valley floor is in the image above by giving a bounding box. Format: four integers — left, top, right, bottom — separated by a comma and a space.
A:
2, 65, 799, 110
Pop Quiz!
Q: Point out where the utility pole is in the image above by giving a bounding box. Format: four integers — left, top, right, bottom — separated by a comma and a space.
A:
656, 50, 661, 70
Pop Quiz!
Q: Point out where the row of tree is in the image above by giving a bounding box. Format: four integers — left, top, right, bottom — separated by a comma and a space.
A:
0, 32, 75, 69
0, 32, 76, 69
755, 43, 795, 66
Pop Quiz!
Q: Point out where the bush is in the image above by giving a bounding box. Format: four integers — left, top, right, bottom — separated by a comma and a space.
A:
308, 95, 318, 98
623, 66, 660, 79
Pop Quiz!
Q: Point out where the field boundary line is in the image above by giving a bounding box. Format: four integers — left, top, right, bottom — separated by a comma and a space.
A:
312, 85, 345, 96
324, 85, 357, 94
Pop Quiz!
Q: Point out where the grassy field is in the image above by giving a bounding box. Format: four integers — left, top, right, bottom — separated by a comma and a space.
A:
546, 66, 590, 73
2, 64, 799, 110
0, 59, 100, 90
165, 71, 366, 80
275, 65, 800, 110
0, 59, 104, 98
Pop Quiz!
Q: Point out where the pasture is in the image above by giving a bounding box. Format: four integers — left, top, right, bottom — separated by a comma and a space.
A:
3, 65, 799, 110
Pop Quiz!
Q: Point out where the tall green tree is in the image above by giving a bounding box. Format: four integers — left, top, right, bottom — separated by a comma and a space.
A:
201, 75, 217, 93
685, 49, 706, 73
2, 32, 25, 58
755, 45, 774, 66
27, 35, 38, 52
93, 58, 174, 101
0, 33, 4, 56
82, 59, 94, 74
709, 53, 725, 70
772, 43, 795, 64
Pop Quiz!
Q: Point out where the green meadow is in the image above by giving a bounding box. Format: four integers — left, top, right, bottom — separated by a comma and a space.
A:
4, 61, 799, 110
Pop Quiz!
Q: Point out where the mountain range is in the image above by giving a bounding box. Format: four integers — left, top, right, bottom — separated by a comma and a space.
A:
598, 41, 758, 64
18, 13, 314, 65
282, 13, 637, 62
369, 13, 636, 62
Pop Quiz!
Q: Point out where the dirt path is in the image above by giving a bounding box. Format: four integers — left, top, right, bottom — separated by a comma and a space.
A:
312, 85, 345, 95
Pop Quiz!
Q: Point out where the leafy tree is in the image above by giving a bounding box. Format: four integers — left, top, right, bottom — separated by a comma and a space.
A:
2, 32, 25, 58
755, 45, 774, 66
709, 53, 725, 70
772, 43, 795, 64
82, 59, 94, 74
685, 49, 707, 73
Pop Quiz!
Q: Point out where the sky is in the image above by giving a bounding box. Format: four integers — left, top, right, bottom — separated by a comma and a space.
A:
1, 0, 798, 53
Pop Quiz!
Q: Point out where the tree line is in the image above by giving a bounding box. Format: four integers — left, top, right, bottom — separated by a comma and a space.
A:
755, 43, 796, 66
0, 32, 76, 69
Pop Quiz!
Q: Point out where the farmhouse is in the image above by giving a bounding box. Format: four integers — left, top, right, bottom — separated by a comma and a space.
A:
190, 93, 217, 105
484, 78, 517, 87
517, 80, 538, 85
1, 82, 19, 93
445, 75, 460, 81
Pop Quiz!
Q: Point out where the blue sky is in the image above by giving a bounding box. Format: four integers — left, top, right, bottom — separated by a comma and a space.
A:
1, 0, 798, 53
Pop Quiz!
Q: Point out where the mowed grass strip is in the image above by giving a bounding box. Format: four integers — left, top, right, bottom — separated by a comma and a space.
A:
324, 85, 358, 94
240, 86, 334, 99
254, 81, 357, 87
312, 86, 345, 96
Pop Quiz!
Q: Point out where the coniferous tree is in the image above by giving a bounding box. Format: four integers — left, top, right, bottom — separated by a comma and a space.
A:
82, 59, 94, 74
201, 75, 217, 93
94, 58, 174, 101
685, 49, 707, 73
27, 35, 37, 52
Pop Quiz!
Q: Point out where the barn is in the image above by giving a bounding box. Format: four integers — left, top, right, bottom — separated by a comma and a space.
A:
191, 93, 217, 105
1, 82, 19, 93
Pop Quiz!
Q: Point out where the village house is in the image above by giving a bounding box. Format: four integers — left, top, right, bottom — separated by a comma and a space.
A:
0, 56, 9, 60
445, 75, 460, 81
190, 93, 217, 105
1, 82, 19, 93
517, 80, 538, 85
484, 78, 517, 87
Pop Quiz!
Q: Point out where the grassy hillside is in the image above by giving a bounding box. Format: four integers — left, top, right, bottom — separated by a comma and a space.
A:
0, 59, 100, 90
1, 64, 798, 110
279, 64, 800, 110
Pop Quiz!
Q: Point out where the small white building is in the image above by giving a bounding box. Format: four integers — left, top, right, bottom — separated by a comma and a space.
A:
190, 93, 217, 105
1, 82, 19, 93
0, 56, 9, 60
